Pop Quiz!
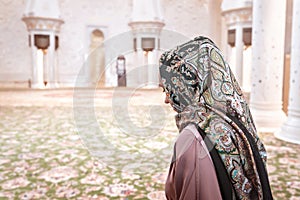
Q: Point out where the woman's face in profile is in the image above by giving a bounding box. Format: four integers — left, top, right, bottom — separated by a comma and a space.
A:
159, 82, 181, 113
159, 83, 170, 105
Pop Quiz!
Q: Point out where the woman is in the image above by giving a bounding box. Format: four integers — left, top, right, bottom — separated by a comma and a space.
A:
159, 36, 273, 200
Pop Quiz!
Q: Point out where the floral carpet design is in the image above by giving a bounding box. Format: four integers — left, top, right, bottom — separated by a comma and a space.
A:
0, 98, 299, 199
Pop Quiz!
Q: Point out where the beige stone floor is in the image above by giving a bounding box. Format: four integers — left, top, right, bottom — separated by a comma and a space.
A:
0, 88, 166, 107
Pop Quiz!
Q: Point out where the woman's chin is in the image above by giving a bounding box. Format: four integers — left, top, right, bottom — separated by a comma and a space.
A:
172, 107, 180, 113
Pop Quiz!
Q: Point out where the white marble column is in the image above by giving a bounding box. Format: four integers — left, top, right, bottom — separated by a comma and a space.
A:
30, 32, 46, 89
22, 0, 63, 89
151, 38, 160, 86
30, 33, 39, 88
47, 33, 57, 88
221, 0, 252, 90
129, 0, 164, 88
250, 0, 287, 132
136, 36, 144, 85
235, 24, 244, 86
275, 0, 300, 144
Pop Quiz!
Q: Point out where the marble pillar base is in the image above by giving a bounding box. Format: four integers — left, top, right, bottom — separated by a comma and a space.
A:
46, 82, 60, 89
250, 107, 287, 133
275, 117, 300, 144
31, 83, 46, 89
31, 82, 60, 89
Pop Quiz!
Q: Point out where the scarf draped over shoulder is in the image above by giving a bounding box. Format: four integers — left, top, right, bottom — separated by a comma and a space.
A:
159, 36, 273, 200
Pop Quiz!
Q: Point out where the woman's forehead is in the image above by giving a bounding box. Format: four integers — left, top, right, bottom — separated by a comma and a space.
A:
158, 73, 164, 87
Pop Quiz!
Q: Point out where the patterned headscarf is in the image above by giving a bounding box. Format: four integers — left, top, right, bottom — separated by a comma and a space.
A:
159, 36, 272, 199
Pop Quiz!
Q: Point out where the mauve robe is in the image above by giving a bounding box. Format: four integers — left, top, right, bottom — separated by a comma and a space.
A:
165, 124, 223, 200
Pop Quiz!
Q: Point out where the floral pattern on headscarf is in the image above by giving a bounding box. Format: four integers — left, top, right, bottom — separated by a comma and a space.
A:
159, 36, 268, 200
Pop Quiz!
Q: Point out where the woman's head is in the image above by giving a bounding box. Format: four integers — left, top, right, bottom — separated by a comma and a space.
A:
159, 36, 247, 117
159, 36, 254, 131
159, 37, 213, 113
159, 59, 199, 113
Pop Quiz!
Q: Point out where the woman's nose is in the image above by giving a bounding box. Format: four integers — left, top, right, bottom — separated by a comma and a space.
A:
165, 94, 170, 104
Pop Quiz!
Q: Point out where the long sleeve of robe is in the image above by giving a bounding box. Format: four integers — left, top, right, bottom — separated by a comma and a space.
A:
165, 124, 223, 200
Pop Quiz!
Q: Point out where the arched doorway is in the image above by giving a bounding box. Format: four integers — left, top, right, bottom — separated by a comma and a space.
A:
89, 29, 105, 87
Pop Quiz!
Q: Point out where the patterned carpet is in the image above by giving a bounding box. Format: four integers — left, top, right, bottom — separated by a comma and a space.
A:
0, 90, 299, 199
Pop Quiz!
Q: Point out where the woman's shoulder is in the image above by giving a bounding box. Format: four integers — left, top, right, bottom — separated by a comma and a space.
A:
178, 124, 199, 140
174, 124, 200, 157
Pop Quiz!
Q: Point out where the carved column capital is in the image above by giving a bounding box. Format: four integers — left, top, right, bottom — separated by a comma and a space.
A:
222, 7, 252, 26
22, 16, 64, 33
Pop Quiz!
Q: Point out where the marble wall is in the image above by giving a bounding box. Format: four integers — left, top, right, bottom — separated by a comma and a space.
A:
0, 0, 31, 86
0, 0, 223, 87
